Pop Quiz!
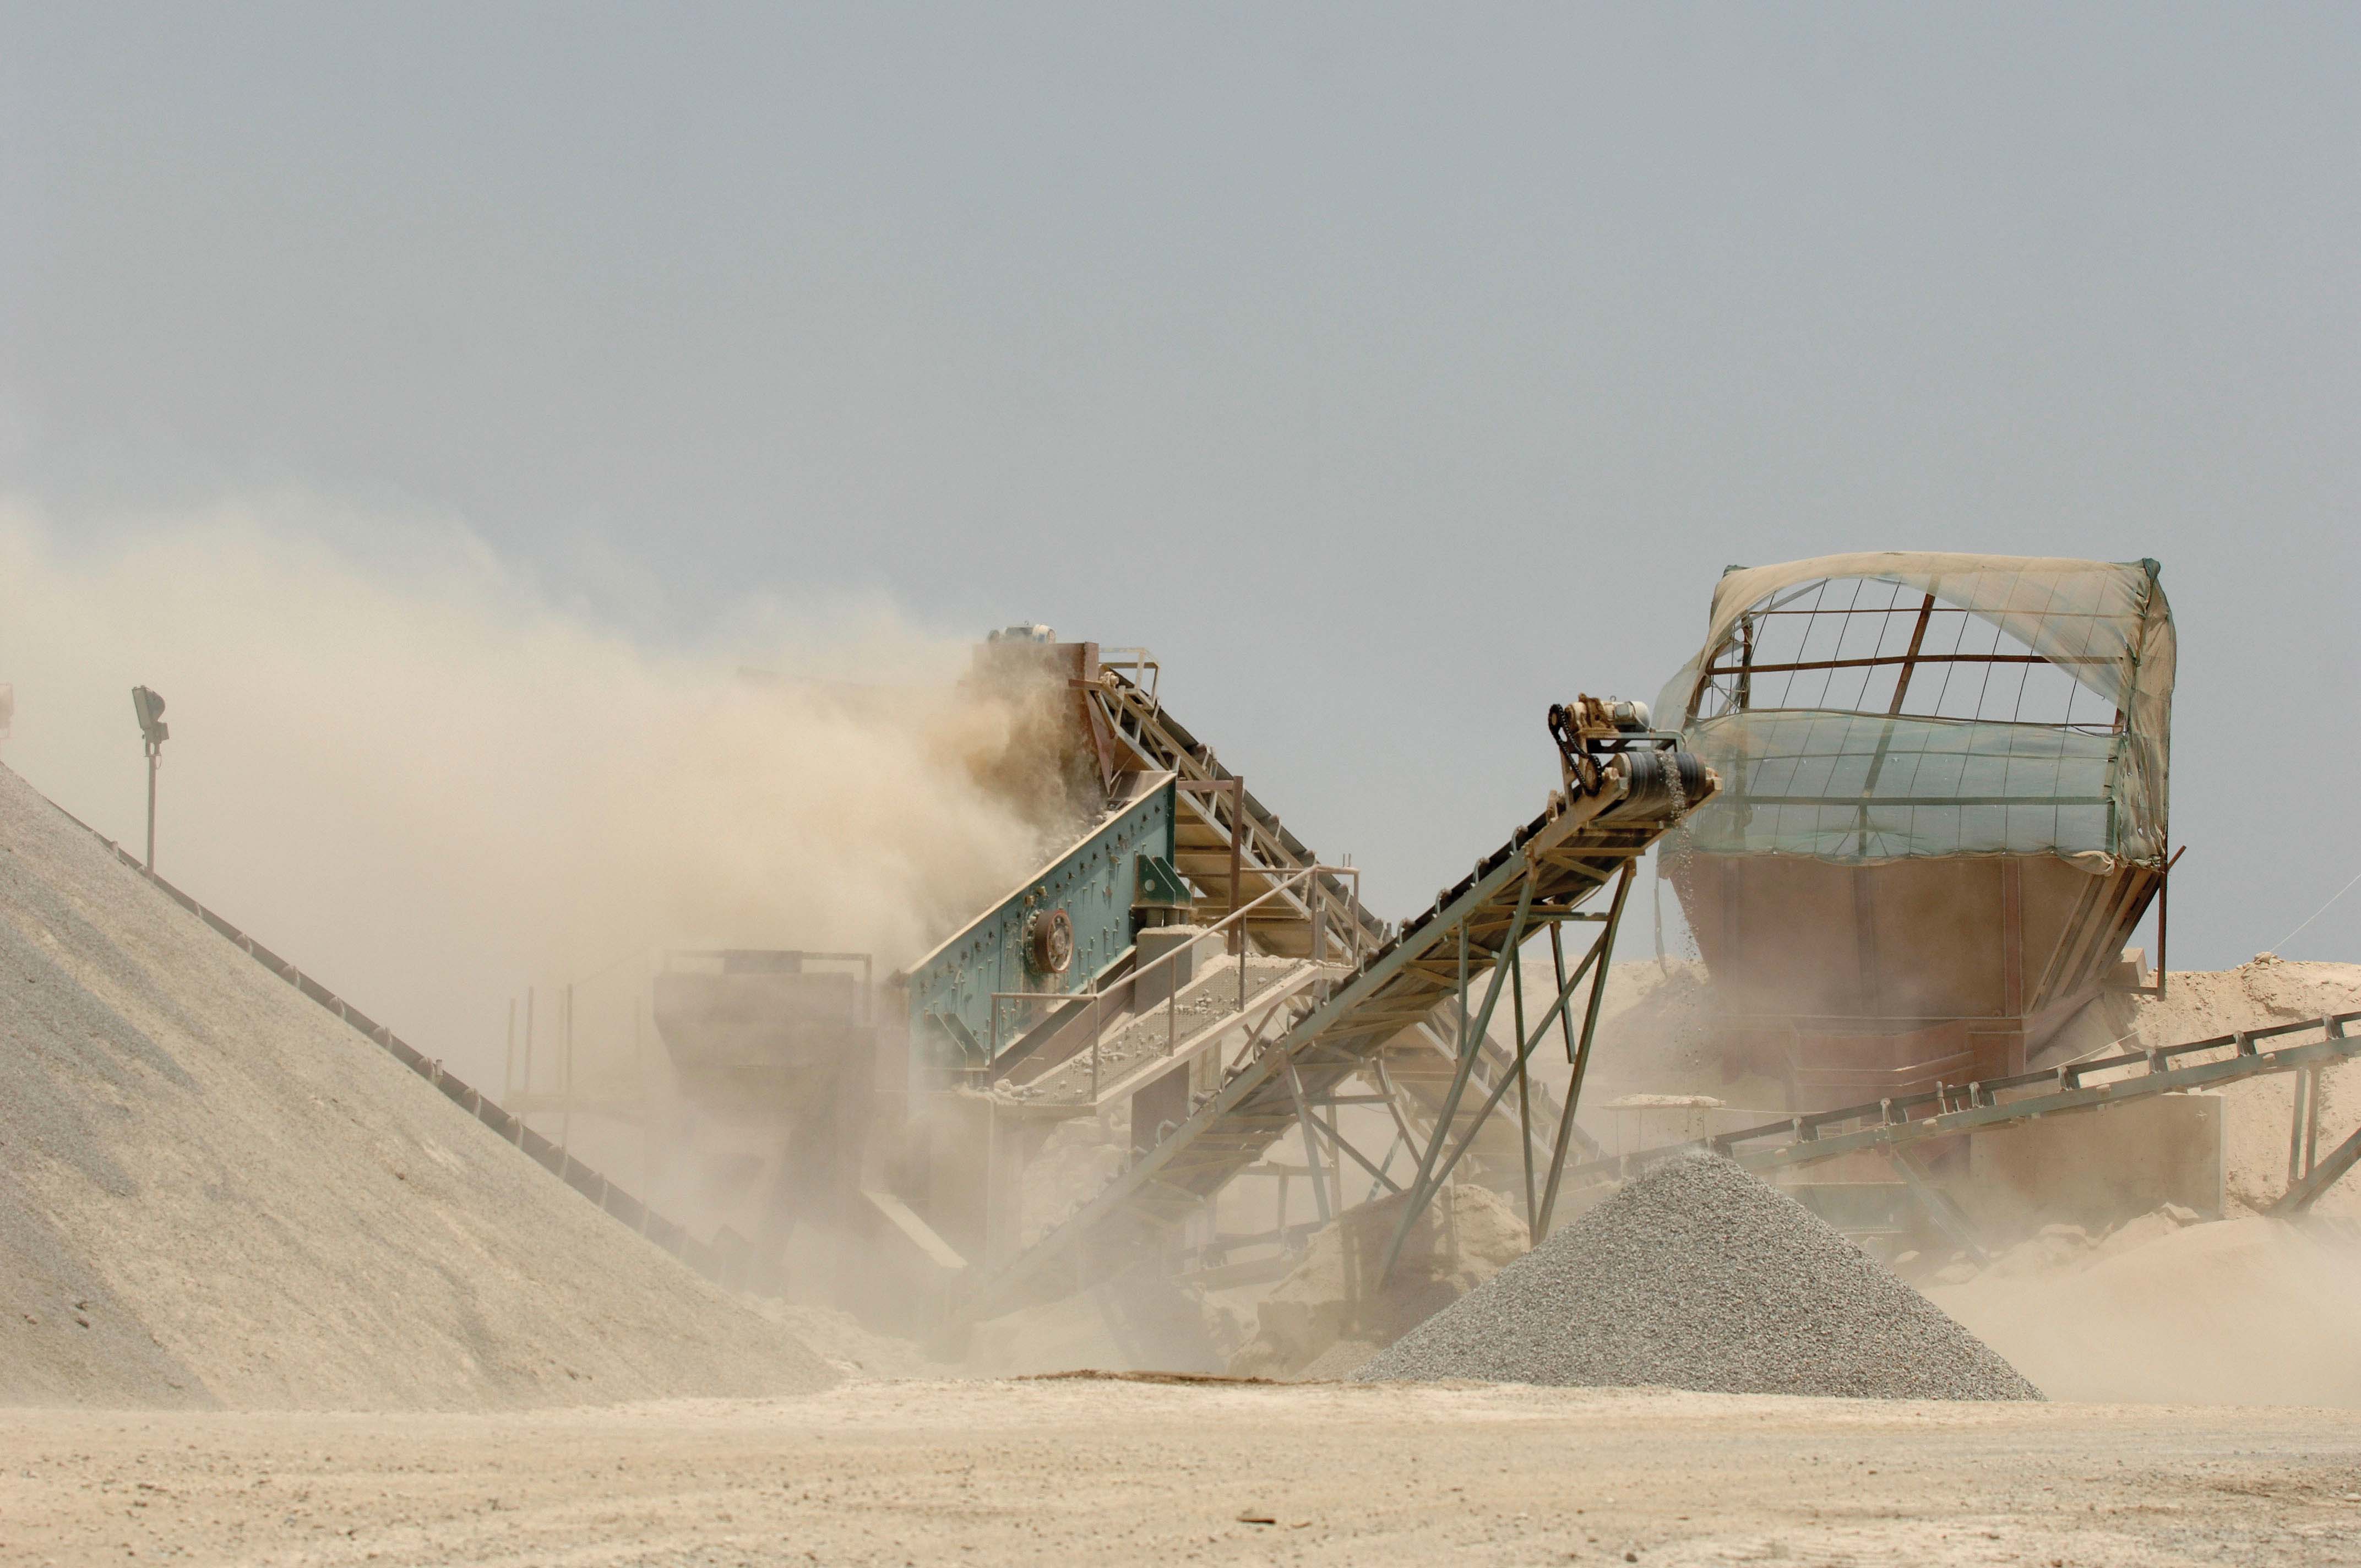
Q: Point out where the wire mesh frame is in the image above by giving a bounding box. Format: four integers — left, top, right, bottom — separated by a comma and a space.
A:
1688, 575, 2127, 736
1680, 574, 2137, 862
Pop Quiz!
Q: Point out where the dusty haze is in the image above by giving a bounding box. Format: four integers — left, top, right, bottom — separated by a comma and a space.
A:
0, 499, 1070, 1092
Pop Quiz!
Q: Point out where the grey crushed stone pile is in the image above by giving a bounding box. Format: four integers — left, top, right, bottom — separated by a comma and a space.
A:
0, 763, 833, 1410
1353, 1152, 2042, 1401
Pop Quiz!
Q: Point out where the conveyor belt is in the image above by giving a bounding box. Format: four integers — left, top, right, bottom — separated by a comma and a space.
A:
1086, 665, 1384, 960
1089, 669, 1588, 1184
962, 706, 1716, 1317
1558, 1010, 2361, 1204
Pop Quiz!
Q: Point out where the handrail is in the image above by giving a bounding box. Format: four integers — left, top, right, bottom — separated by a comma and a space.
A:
1548, 1009, 2361, 1191
988, 863, 1361, 1100
1096, 647, 1161, 712
1092, 672, 1384, 950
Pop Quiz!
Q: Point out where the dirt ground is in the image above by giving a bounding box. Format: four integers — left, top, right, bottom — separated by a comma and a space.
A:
2, 1379, 2357, 1567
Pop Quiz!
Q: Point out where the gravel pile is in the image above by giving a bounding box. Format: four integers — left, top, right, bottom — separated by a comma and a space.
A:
1354, 1152, 2041, 1400
0, 763, 833, 1409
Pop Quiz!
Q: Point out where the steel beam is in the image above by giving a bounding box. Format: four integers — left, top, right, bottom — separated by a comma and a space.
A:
1381, 876, 1539, 1280
1282, 1057, 1334, 1224
1534, 863, 1634, 1238
1555, 1010, 2361, 1195
2273, 1121, 2361, 1216
1387, 910, 1607, 1235
1513, 954, 1536, 1229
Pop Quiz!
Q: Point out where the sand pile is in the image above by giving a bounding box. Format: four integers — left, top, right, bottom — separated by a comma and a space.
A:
1229, 1183, 1527, 1379
2043, 954, 2361, 1063
0, 763, 833, 1409
1928, 1215, 2361, 1406
1354, 1153, 2040, 1399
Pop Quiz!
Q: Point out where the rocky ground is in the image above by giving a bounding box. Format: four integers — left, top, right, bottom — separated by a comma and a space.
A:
1, 1379, 2357, 1566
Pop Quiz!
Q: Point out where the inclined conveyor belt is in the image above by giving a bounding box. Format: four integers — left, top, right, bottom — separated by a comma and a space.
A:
962, 712, 1717, 1317
1089, 669, 1582, 1176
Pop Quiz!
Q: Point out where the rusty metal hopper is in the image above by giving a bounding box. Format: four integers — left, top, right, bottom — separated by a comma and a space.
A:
1656, 554, 2177, 1107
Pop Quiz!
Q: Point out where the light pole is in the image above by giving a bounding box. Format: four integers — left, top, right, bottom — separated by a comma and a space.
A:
130, 685, 168, 873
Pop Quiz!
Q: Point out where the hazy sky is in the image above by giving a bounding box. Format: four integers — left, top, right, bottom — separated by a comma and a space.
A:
2, 4, 2356, 1000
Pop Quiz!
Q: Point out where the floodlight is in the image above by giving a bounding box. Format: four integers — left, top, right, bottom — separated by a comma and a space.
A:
132, 685, 169, 747
130, 685, 168, 872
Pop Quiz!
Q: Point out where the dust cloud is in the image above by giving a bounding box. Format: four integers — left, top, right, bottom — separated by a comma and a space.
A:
0, 499, 1070, 1093
1928, 1216, 2361, 1406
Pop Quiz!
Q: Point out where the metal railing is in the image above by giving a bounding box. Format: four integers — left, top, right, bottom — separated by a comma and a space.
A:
1547, 1009, 2361, 1195
989, 863, 1362, 1102
1090, 671, 1389, 957
1096, 647, 1161, 717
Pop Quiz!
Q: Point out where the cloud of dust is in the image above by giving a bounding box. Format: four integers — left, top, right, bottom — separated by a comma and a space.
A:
1927, 1215, 2361, 1406
0, 498, 1078, 1093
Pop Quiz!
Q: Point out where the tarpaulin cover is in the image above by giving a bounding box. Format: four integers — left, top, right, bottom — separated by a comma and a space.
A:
1656, 553, 2174, 867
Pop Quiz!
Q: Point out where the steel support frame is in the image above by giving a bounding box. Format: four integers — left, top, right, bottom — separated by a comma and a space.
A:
1106, 687, 1356, 948
1555, 1010, 2361, 1196
1289, 1081, 1404, 1200
1381, 861, 1638, 1276
1330, 1109, 1405, 1198
1282, 1057, 1336, 1223
954, 710, 1701, 1322
1378, 878, 1538, 1278
1405, 899, 1620, 1220
2275, 1119, 2361, 1216
1533, 863, 1635, 1238
962, 814, 1554, 1315
2288, 1064, 2324, 1188
1390, 913, 1608, 1201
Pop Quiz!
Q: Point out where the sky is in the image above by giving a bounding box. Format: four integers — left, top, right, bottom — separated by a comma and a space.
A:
0, 4, 2355, 1076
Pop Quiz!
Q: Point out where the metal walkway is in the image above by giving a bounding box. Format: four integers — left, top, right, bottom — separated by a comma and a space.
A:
960, 695, 1717, 1318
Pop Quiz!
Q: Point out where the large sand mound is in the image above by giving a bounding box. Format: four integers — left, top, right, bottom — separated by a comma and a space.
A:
0, 764, 833, 1409
1356, 1153, 2039, 1400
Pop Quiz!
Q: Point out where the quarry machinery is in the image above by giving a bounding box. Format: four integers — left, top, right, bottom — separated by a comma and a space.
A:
1549, 1008, 2361, 1251
626, 569, 2204, 1317
648, 950, 873, 1294
1063, 642, 1600, 1208
940, 687, 1718, 1322
635, 631, 1715, 1328
1655, 554, 2177, 1110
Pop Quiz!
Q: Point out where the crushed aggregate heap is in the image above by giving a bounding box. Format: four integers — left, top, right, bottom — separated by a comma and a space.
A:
1354, 1152, 2042, 1400
0, 763, 833, 1410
